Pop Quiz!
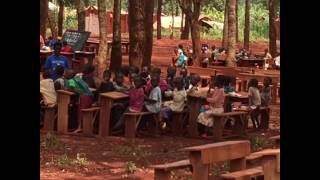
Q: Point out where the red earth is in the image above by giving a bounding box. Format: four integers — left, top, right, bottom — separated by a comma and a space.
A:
40, 38, 280, 180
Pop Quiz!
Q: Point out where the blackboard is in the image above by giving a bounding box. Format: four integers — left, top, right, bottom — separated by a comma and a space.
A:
62, 30, 91, 51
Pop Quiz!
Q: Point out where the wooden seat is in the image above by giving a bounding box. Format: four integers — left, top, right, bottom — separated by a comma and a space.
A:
151, 159, 191, 180
209, 111, 249, 140
41, 105, 57, 131
124, 111, 156, 139
81, 107, 100, 136
220, 166, 263, 180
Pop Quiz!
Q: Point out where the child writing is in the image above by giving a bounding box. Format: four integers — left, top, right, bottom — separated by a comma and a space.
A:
197, 76, 225, 138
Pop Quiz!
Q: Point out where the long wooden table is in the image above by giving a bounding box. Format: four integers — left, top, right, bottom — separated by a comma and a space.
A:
99, 91, 129, 137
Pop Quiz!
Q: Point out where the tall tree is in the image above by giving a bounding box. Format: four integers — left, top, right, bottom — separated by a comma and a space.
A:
222, 0, 229, 48
58, 0, 65, 37
178, 0, 202, 65
142, 0, 155, 67
170, 0, 175, 39
244, 0, 251, 50
226, 0, 237, 67
97, 0, 108, 78
128, 0, 146, 68
157, 0, 163, 39
76, 0, 86, 31
40, 0, 48, 39
235, 0, 239, 42
269, 0, 277, 57
110, 0, 122, 71
180, 0, 191, 40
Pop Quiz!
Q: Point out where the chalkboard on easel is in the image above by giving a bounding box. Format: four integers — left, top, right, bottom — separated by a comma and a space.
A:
62, 30, 91, 51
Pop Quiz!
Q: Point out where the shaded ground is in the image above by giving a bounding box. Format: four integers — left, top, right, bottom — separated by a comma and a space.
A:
40, 39, 280, 179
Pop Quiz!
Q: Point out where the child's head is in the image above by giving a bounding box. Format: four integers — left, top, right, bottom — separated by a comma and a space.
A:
64, 69, 75, 79
55, 65, 65, 77
63, 41, 68, 46
141, 66, 150, 78
103, 69, 112, 82
248, 78, 259, 88
43, 70, 51, 79
178, 44, 183, 50
133, 75, 143, 88
180, 68, 188, 77
151, 74, 160, 87
264, 48, 269, 53
151, 67, 161, 76
167, 65, 176, 77
82, 64, 95, 75
213, 75, 224, 88
211, 45, 216, 50
190, 74, 201, 86
53, 41, 62, 55
173, 76, 183, 90
263, 77, 272, 87
129, 66, 140, 75
115, 72, 124, 85
120, 65, 130, 77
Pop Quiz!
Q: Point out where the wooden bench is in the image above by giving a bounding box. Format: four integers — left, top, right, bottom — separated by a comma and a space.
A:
182, 140, 251, 180
81, 107, 100, 136
41, 105, 57, 131
245, 149, 280, 180
150, 159, 192, 180
124, 111, 159, 139
220, 166, 263, 180
269, 135, 280, 147
209, 111, 249, 141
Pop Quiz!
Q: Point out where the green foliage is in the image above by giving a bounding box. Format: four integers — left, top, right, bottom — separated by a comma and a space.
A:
44, 133, 61, 149
211, 162, 230, 176
124, 161, 137, 174
112, 145, 149, 157
50, 153, 88, 168
250, 135, 271, 151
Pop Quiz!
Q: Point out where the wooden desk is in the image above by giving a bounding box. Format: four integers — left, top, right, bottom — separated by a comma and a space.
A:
237, 58, 265, 68
99, 91, 129, 137
57, 90, 75, 133
238, 73, 279, 104
182, 140, 251, 180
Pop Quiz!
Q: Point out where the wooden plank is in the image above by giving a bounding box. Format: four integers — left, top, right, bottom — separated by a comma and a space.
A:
43, 107, 56, 131
125, 115, 137, 139
212, 116, 225, 141
100, 91, 129, 100
150, 159, 191, 171
99, 96, 113, 137
261, 155, 279, 180
82, 110, 94, 136
183, 141, 251, 164
220, 166, 263, 179
57, 92, 73, 133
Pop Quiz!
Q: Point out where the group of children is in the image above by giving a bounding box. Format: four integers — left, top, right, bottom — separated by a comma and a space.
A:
40, 41, 273, 136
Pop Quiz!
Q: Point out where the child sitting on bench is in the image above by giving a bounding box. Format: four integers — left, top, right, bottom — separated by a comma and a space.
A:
113, 75, 145, 132
113, 72, 130, 93
197, 76, 225, 138
64, 69, 94, 133
40, 71, 57, 107
161, 77, 187, 127
248, 78, 262, 129
187, 74, 201, 96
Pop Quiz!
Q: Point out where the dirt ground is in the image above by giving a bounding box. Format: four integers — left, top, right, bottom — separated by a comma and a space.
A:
40, 39, 280, 180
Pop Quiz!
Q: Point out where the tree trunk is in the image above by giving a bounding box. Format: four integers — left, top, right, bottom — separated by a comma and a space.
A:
235, 0, 239, 43
142, 0, 154, 67
226, 0, 237, 67
180, 11, 184, 34
128, 0, 146, 68
157, 0, 162, 39
269, 0, 277, 57
170, 0, 175, 39
40, 0, 48, 39
110, 0, 122, 71
48, 12, 58, 38
222, 0, 229, 48
190, 1, 201, 66
244, 0, 251, 50
97, 0, 108, 78
58, 0, 64, 37
76, 0, 86, 31
180, 0, 190, 40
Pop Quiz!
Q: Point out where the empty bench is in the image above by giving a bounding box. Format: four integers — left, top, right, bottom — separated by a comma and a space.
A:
151, 159, 192, 180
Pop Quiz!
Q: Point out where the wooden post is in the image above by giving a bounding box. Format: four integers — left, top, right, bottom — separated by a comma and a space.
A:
189, 151, 209, 180
187, 96, 203, 137
99, 97, 113, 137
82, 111, 94, 136
57, 90, 74, 133
172, 112, 183, 136
43, 107, 56, 131
212, 116, 225, 141
125, 115, 137, 139
262, 155, 279, 180
154, 169, 170, 180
